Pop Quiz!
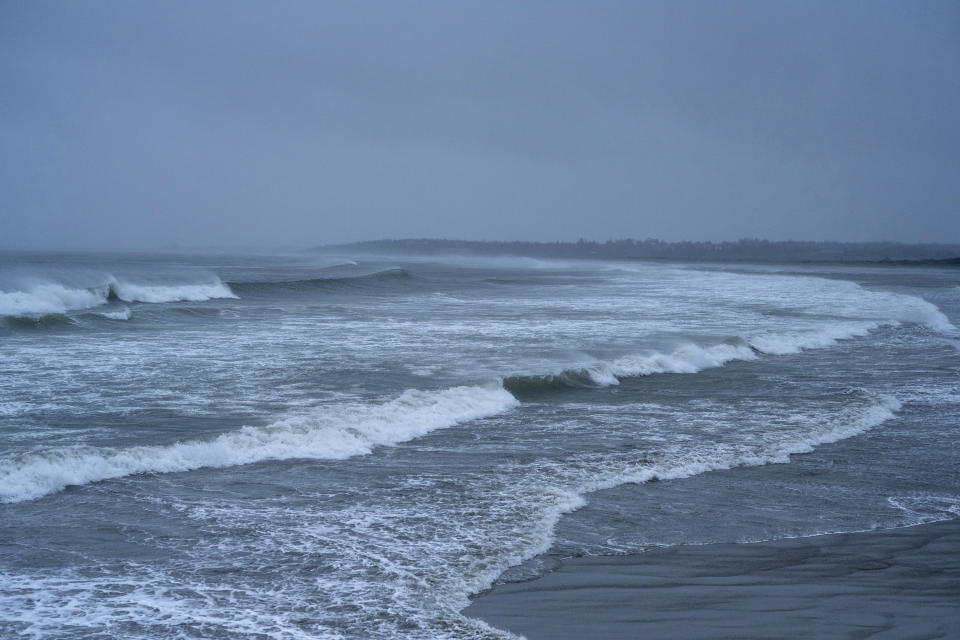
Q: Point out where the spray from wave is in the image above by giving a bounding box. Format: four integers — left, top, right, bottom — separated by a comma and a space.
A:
0, 384, 518, 503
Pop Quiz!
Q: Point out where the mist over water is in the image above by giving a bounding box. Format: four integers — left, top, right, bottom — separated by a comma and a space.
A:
0, 251, 958, 639
3, 2, 960, 249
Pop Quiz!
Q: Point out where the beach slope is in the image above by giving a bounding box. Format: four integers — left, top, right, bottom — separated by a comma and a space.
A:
465, 518, 960, 639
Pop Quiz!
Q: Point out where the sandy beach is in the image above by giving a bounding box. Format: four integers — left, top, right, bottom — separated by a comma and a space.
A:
465, 517, 960, 640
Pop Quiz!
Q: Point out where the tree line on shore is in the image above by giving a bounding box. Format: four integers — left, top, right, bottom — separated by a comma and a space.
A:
317, 238, 960, 263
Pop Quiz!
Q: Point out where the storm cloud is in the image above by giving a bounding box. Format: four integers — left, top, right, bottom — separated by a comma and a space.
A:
2, 1, 958, 249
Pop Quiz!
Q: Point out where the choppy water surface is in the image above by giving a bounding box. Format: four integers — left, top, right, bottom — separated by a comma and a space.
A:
1, 251, 958, 639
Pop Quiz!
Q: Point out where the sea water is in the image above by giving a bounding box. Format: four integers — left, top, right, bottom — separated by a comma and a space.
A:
0, 251, 957, 639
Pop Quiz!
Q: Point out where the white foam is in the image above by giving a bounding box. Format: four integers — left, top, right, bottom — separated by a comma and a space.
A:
0, 384, 518, 503
887, 495, 960, 525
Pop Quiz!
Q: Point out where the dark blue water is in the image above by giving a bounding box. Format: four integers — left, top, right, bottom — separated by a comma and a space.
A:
1, 251, 958, 639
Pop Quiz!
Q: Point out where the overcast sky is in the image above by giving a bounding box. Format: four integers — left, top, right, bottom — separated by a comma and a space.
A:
2, 1, 958, 250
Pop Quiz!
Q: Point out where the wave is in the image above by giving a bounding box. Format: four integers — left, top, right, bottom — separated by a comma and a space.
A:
228, 268, 412, 294
503, 368, 614, 393
0, 312, 80, 329
502, 343, 756, 394
0, 277, 236, 318
0, 384, 518, 503
503, 328, 870, 394
0, 283, 111, 317
867, 289, 956, 335
610, 341, 759, 377
502, 308, 948, 395
107, 279, 236, 304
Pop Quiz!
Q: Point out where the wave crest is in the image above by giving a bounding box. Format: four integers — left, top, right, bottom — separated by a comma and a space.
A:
108, 279, 236, 304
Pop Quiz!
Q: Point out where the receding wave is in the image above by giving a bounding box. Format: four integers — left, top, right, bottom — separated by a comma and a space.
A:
0, 384, 518, 503
0, 277, 236, 318
562, 392, 903, 500
887, 495, 960, 526
228, 268, 413, 294
454, 391, 903, 610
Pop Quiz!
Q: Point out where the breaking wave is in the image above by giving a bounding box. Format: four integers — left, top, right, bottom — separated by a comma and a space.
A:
503, 322, 887, 394
107, 279, 236, 304
0, 277, 236, 318
0, 384, 518, 503
0, 283, 109, 317
500, 296, 957, 396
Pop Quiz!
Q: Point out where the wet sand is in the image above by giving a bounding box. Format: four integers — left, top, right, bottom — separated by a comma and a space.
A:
465, 518, 960, 639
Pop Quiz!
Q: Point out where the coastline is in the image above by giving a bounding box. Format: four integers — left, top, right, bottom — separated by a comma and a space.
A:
464, 517, 960, 640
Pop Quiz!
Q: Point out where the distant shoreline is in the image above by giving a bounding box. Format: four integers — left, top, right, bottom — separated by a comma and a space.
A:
314, 238, 960, 266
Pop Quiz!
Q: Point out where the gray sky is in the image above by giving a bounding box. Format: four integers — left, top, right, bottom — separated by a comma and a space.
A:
2, 1, 958, 250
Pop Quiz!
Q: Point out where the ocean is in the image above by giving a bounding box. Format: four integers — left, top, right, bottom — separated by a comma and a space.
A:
0, 251, 958, 639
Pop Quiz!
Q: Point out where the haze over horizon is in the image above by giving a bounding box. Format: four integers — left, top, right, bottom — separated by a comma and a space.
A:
2, 1, 959, 251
